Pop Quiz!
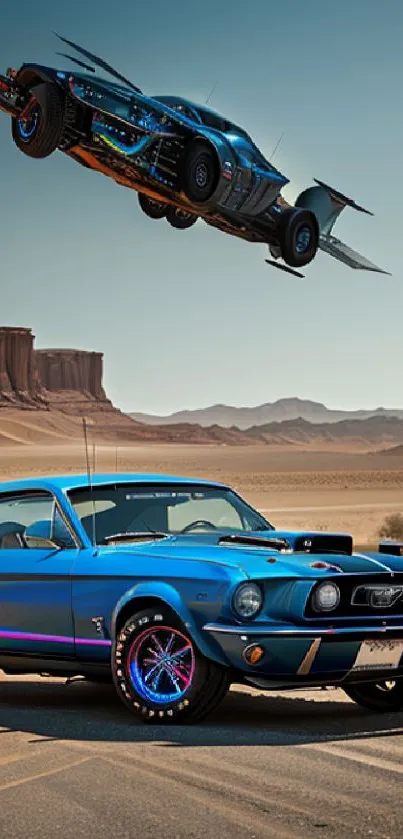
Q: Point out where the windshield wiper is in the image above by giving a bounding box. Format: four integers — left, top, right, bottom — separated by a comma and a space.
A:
102, 531, 168, 544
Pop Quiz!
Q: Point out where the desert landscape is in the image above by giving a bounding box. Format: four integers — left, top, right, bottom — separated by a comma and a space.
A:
2, 442, 403, 546
1, 324, 402, 547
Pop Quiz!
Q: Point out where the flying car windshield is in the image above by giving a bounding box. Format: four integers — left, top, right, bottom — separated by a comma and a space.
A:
68, 483, 273, 544
191, 106, 231, 132
193, 107, 274, 166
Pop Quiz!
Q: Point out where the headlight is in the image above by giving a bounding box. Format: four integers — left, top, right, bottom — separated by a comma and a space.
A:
312, 581, 340, 612
233, 582, 263, 619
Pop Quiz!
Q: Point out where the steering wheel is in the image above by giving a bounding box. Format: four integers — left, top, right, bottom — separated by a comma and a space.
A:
180, 519, 218, 533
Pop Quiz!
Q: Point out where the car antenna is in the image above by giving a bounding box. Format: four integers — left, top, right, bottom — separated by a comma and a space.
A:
205, 80, 219, 105
270, 131, 285, 161
82, 417, 97, 548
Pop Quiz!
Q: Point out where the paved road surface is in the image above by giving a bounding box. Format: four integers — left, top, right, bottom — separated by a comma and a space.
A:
0, 676, 402, 838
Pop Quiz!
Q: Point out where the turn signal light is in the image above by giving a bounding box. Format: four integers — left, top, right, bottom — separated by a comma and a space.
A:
243, 644, 265, 665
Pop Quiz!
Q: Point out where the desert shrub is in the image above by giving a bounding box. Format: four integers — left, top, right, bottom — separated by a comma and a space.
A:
378, 513, 403, 540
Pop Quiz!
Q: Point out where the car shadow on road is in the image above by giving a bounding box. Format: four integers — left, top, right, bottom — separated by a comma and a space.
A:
0, 677, 402, 747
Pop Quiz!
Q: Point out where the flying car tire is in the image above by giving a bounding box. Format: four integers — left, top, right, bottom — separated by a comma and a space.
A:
12, 82, 65, 159
277, 208, 319, 268
112, 607, 230, 724
138, 193, 168, 219
344, 680, 403, 712
166, 206, 198, 229
181, 140, 219, 204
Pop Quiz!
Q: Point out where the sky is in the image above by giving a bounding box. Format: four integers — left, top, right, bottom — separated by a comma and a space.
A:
1, 0, 402, 415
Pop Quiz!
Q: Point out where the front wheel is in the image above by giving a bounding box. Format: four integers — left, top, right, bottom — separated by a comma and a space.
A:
112, 607, 230, 723
181, 140, 219, 204
12, 82, 65, 159
166, 206, 198, 229
344, 679, 403, 712
276, 208, 319, 268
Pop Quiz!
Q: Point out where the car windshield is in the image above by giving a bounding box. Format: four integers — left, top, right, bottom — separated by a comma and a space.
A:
193, 106, 276, 167
68, 483, 273, 544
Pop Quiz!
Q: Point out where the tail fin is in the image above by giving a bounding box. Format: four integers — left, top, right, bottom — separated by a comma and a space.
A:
295, 179, 390, 275
53, 32, 142, 94
318, 235, 390, 275
56, 52, 96, 73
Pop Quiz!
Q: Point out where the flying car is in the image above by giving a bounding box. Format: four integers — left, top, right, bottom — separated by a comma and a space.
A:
0, 34, 389, 277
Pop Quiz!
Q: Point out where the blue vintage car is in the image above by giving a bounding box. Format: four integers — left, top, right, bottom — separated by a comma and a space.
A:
0, 34, 388, 277
0, 472, 402, 724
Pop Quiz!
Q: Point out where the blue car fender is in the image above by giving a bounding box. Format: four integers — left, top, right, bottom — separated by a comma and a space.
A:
111, 580, 229, 666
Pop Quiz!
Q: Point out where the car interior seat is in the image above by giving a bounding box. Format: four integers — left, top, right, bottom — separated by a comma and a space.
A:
0, 521, 27, 549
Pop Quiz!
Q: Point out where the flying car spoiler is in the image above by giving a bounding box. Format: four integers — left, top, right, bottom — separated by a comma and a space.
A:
315, 179, 390, 275
318, 234, 390, 274
296, 178, 390, 276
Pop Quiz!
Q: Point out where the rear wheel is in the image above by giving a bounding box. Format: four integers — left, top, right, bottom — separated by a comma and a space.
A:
138, 192, 168, 219
181, 140, 219, 204
344, 679, 403, 712
12, 82, 65, 159
166, 206, 198, 229
276, 207, 319, 268
112, 607, 230, 723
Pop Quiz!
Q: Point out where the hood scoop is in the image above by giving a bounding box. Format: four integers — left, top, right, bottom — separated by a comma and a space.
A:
217, 531, 353, 556
282, 531, 353, 556
218, 534, 290, 550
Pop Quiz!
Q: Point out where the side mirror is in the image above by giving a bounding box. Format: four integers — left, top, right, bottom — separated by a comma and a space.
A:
25, 519, 75, 549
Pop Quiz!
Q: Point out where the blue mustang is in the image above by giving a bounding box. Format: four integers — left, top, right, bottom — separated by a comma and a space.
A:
0, 472, 402, 723
0, 33, 388, 278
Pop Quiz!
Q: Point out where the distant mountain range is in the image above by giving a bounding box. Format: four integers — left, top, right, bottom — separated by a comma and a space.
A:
129, 398, 403, 430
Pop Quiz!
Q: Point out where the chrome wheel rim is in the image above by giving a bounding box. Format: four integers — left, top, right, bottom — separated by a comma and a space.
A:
18, 107, 40, 141
128, 626, 195, 705
295, 225, 312, 254
195, 161, 209, 189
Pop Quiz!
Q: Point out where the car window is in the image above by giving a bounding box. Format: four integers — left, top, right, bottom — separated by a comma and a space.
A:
193, 106, 229, 132
170, 103, 199, 121
0, 492, 75, 550
69, 484, 273, 543
168, 497, 243, 531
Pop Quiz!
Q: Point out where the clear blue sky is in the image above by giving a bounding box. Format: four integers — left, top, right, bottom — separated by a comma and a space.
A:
1, 0, 402, 414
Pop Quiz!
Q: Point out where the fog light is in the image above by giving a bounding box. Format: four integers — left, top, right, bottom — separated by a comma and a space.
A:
243, 644, 265, 665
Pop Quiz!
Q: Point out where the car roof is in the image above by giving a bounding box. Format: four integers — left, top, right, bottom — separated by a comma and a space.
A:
153, 95, 226, 123
0, 473, 229, 496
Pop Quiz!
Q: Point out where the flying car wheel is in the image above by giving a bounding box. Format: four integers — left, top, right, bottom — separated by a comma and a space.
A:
138, 192, 168, 219
112, 607, 230, 724
166, 206, 198, 229
181, 140, 219, 204
12, 82, 65, 159
344, 680, 403, 712
276, 207, 319, 268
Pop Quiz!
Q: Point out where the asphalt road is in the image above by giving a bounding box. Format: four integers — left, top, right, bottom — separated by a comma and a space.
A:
0, 676, 402, 839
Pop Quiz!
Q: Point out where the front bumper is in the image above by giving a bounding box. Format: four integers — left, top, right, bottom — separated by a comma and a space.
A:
203, 622, 403, 686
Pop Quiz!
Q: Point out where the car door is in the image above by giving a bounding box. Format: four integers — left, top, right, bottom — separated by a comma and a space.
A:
0, 490, 78, 658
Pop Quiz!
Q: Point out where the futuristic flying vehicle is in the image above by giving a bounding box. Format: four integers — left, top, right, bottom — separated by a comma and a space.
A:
0, 472, 403, 724
0, 34, 389, 277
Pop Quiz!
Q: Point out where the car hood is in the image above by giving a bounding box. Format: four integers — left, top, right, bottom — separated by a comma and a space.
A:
106, 529, 403, 579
